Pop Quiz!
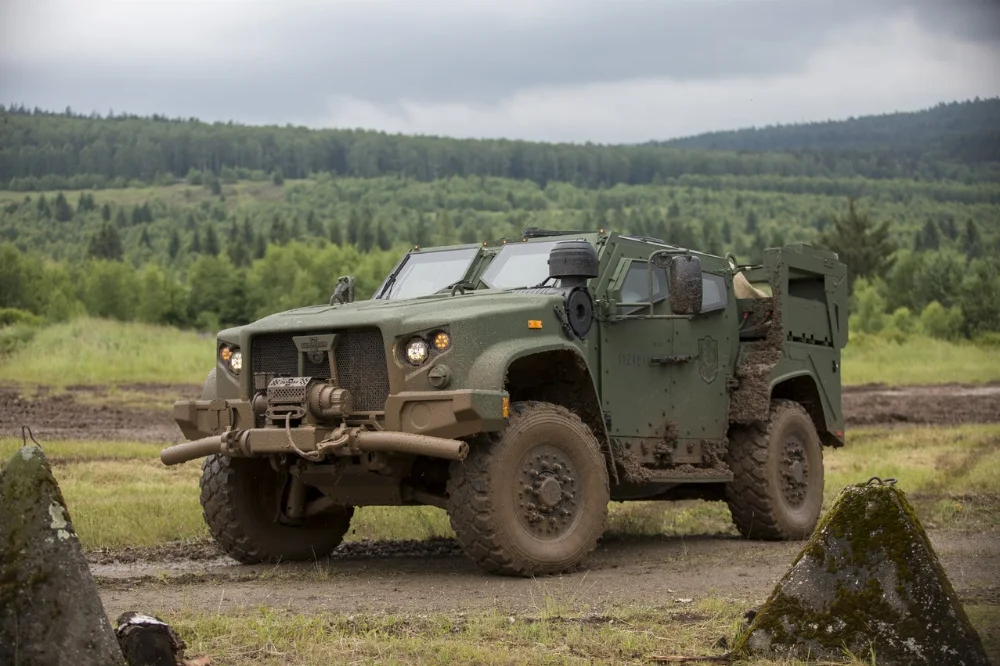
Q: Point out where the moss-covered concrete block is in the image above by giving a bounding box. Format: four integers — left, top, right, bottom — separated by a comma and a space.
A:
736, 480, 989, 665
0, 444, 126, 666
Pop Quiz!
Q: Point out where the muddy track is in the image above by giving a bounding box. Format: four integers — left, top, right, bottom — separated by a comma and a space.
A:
0, 384, 199, 443
843, 382, 1000, 427
3, 382, 999, 445
93, 531, 1000, 619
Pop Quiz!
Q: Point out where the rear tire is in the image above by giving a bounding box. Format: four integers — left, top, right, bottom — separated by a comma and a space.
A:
200, 455, 353, 563
446, 401, 610, 577
725, 399, 824, 540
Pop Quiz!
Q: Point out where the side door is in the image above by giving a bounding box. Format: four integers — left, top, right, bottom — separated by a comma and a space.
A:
668, 269, 733, 446
599, 256, 674, 443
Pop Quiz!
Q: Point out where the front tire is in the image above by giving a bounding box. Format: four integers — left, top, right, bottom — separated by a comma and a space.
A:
200, 455, 353, 563
725, 399, 824, 540
446, 401, 610, 577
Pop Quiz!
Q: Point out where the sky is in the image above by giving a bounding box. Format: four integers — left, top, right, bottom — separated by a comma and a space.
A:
1, 0, 998, 144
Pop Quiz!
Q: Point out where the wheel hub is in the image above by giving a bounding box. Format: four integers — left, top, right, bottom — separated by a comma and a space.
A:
780, 438, 809, 507
515, 446, 580, 538
536, 476, 563, 508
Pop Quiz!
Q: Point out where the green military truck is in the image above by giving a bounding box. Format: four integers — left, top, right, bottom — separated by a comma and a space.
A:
162, 229, 848, 576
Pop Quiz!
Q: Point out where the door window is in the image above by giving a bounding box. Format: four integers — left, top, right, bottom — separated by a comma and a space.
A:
701, 273, 728, 312
619, 261, 668, 313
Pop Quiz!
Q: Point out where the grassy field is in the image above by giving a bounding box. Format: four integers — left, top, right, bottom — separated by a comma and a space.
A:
0, 317, 214, 386
841, 335, 1000, 386
155, 602, 1000, 666
2, 318, 1000, 390
3, 424, 997, 550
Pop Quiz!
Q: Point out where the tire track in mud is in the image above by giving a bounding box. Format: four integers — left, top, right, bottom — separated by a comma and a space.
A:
93, 532, 1000, 618
843, 382, 1000, 427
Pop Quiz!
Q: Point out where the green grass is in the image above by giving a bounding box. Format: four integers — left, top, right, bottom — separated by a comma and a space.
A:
0, 317, 214, 386
143, 602, 1000, 665
0, 438, 160, 462
148, 602, 745, 665
842, 335, 1000, 385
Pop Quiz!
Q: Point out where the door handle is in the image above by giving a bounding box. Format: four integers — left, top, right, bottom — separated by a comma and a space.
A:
650, 355, 696, 365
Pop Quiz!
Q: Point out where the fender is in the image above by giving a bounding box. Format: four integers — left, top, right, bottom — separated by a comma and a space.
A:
770, 367, 844, 444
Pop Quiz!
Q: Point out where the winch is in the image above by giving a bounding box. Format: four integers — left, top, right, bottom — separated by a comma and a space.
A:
263, 377, 354, 424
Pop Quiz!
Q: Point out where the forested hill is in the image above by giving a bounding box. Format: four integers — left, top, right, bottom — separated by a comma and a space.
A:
1, 98, 998, 192
658, 98, 1000, 163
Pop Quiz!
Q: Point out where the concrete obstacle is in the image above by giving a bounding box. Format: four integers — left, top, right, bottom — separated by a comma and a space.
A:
736, 478, 989, 665
0, 443, 126, 666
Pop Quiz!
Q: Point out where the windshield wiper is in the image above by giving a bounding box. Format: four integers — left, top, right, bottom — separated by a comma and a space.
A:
376, 256, 409, 300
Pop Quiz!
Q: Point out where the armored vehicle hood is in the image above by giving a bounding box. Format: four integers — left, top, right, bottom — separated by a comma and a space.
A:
243, 288, 568, 336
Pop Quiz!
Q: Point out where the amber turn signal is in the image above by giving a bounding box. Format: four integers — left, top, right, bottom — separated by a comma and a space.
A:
432, 331, 451, 351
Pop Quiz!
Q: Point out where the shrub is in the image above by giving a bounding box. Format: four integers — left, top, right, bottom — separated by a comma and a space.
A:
888, 307, 919, 335
972, 332, 1000, 348
920, 301, 964, 341
0, 307, 43, 327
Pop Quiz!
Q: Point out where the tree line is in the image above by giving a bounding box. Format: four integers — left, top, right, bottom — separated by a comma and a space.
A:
1, 187, 997, 338
2, 98, 998, 193
660, 98, 1000, 164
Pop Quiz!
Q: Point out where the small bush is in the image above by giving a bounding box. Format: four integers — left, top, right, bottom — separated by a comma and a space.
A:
0, 308, 43, 327
972, 332, 1000, 348
920, 301, 964, 341
0, 324, 39, 357
887, 306, 919, 336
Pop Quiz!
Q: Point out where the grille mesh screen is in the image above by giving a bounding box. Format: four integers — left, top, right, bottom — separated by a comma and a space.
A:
250, 328, 389, 412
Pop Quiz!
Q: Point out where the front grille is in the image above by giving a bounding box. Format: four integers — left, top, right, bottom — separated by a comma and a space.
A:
250, 328, 390, 412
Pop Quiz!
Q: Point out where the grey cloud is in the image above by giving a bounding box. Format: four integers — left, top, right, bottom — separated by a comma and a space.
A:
0, 0, 997, 139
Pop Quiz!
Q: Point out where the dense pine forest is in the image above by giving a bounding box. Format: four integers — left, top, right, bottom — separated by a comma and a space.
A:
1, 99, 998, 344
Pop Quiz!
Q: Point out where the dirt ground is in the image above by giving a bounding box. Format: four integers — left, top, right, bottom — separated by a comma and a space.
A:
843, 382, 1000, 427
3, 381, 999, 444
92, 531, 1000, 620
0, 383, 199, 443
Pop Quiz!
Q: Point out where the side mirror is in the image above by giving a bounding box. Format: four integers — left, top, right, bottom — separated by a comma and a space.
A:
668, 255, 702, 315
330, 275, 355, 305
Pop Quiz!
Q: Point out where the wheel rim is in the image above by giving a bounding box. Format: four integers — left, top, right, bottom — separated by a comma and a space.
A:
779, 434, 810, 508
513, 443, 583, 539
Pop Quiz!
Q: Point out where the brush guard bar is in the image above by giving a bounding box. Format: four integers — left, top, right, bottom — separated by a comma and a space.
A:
160, 425, 469, 466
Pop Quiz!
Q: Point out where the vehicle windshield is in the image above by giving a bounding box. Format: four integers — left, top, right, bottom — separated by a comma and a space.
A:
480, 240, 562, 289
376, 247, 478, 300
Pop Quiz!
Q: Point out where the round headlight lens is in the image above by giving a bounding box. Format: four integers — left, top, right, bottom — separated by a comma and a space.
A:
405, 337, 430, 365
432, 331, 451, 351
229, 350, 243, 374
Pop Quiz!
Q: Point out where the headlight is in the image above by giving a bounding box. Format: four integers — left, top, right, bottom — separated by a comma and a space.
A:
405, 337, 430, 365
220, 345, 241, 375
229, 350, 242, 374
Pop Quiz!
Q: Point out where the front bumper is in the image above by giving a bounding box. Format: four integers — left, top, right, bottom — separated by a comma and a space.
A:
160, 425, 470, 466
166, 388, 509, 465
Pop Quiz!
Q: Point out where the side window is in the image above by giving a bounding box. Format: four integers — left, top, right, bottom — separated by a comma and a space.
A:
619, 261, 668, 312
701, 273, 728, 312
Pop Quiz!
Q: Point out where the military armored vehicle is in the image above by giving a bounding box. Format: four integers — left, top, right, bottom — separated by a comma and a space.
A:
162, 229, 848, 576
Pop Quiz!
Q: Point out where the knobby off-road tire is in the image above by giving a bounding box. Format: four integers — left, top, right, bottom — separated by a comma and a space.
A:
446, 401, 610, 577
725, 399, 824, 540
200, 454, 353, 564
